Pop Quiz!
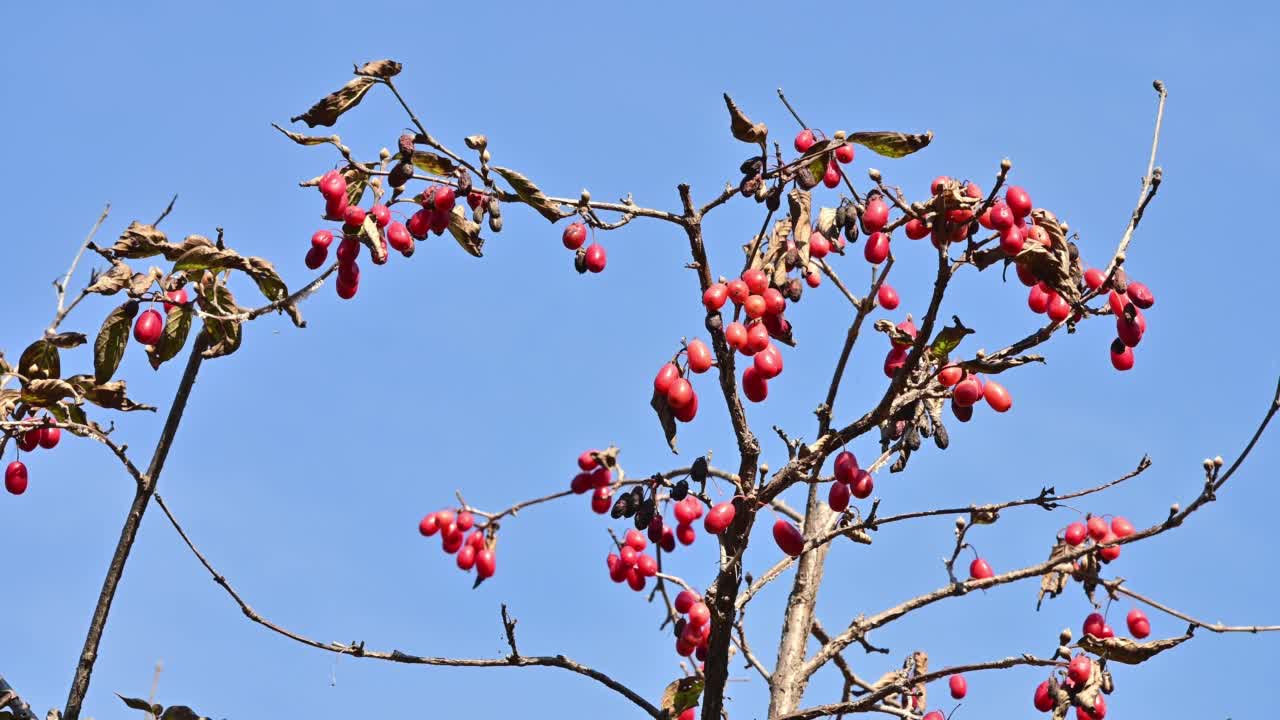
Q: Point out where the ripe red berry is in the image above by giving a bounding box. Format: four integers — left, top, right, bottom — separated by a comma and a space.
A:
467, 191, 485, 209
1098, 531, 1121, 562
676, 522, 696, 546
1033, 680, 1054, 712
892, 318, 917, 348
745, 323, 770, 353
584, 243, 607, 273
310, 230, 334, 250
754, 345, 783, 379
1116, 310, 1146, 347
624, 528, 648, 552
989, 203, 1015, 231
794, 129, 816, 153
703, 283, 729, 311
742, 366, 768, 403
953, 375, 983, 407
590, 486, 612, 513
1084, 267, 1107, 290
1086, 516, 1108, 541
833, 450, 858, 482
1110, 340, 1135, 371
1015, 262, 1038, 287
930, 176, 951, 195
687, 339, 714, 374
1005, 186, 1032, 218
342, 205, 367, 229
455, 511, 474, 532
37, 424, 60, 450
1083, 612, 1106, 638
828, 480, 851, 512
562, 222, 587, 250
441, 527, 464, 554
1126, 608, 1150, 638
969, 557, 994, 580
806, 271, 821, 288
862, 198, 890, 233
1028, 283, 1051, 314
1067, 654, 1092, 685
133, 309, 164, 346
1111, 516, 1135, 538
667, 378, 695, 410
456, 544, 477, 571
673, 391, 699, 423
570, 472, 593, 494
704, 502, 736, 534
983, 381, 1012, 413
5, 461, 29, 495
922, 713, 943, 720
678, 707, 696, 720
406, 209, 431, 239
883, 346, 907, 378
369, 204, 391, 228
659, 526, 676, 552
419, 513, 439, 537
475, 548, 496, 579
637, 553, 658, 577
1127, 281, 1154, 309
835, 143, 855, 164
949, 674, 968, 699
823, 161, 841, 188
386, 221, 413, 255
808, 232, 831, 258
432, 186, 456, 211
762, 288, 786, 316
864, 232, 889, 264
772, 519, 805, 557
742, 269, 768, 295
1064, 522, 1088, 546
17, 427, 38, 452
877, 284, 900, 310
727, 279, 750, 305
1075, 693, 1106, 720
938, 365, 963, 387
1026, 225, 1051, 248
687, 601, 711, 628
743, 294, 767, 319
904, 217, 930, 240
319, 170, 346, 200
1000, 226, 1025, 255
850, 469, 873, 499
654, 363, 680, 395
1047, 293, 1072, 323
724, 322, 748, 349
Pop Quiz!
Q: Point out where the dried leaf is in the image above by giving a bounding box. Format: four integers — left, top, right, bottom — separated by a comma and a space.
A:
393, 150, 456, 176
492, 166, 566, 222
45, 332, 87, 349
849, 130, 934, 158
110, 222, 177, 259
46, 401, 89, 433
722, 94, 768, 145
290, 76, 376, 128
173, 245, 288, 302
196, 282, 244, 360
660, 676, 704, 716
94, 303, 135, 383
116, 694, 162, 716
130, 267, 163, 296
21, 379, 79, 406
18, 339, 60, 381
874, 319, 914, 347
447, 206, 484, 257
342, 165, 369, 208
159, 705, 209, 720
1036, 539, 1074, 610
650, 388, 679, 454
0, 389, 19, 420
1077, 630, 1193, 665
147, 307, 193, 370
68, 376, 156, 412
271, 123, 338, 146
86, 262, 134, 295
959, 354, 1044, 375
1015, 243, 1079, 305
354, 59, 402, 79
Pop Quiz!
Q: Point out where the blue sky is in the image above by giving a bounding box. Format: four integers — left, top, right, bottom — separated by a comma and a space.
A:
2, 2, 1278, 718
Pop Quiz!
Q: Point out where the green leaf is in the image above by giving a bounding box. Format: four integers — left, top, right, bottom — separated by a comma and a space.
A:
723, 93, 768, 145
18, 339, 60, 381
848, 130, 934, 158
116, 693, 162, 716
290, 76, 377, 128
928, 316, 975, 361
393, 150, 456, 176
492, 166, 566, 223
197, 283, 244, 360
447, 206, 484, 258
650, 388, 679, 454
94, 303, 136, 383
147, 307, 193, 370
660, 676, 703, 717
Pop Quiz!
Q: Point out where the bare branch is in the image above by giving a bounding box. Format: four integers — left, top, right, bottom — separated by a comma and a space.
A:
1108, 583, 1280, 634
48, 203, 110, 333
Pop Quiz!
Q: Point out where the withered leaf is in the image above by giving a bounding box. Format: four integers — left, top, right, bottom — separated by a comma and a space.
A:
86, 262, 134, 295
130, 267, 163, 296
722, 94, 768, 145
492, 166, 566, 222
447, 206, 484, 258
358, 215, 389, 264
815, 207, 838, 239
18, 339, 60, 381
45, 332, 87, 349
21, 379, 79, 406
960, 354, 1045, 375
146, 307, 193, 370
1015, 243, 1079, 306
1036, 538, 1074, 610
354, 59, 402, 79
111, 222, 176, 259
173, 245, 288, 303
660, 676, 704, 716
1077, 630, 1193, 664
290, 76, 376, 128
849, 130, 934, 158
393, 150, 456, 176
46, 400, 90, 433
874, 318, 915, 347
270, 123, 338, 146
196, 282, 244, 359
343, 166, 369, 208
94, 303, 134, 383
650, 388, 679, 454
116, 694, 162, 716
0, 389, 19, 420
66, 377, 155, 412
588, 446, 621, 472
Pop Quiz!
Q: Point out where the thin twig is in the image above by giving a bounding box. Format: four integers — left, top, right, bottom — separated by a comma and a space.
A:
48, 203, 110, 333
1108, 583, 1280, 633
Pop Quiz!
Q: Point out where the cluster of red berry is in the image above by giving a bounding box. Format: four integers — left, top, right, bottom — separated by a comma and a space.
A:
701, 268, 792, 403
561, 221, 607, 274
653, 338, 715, 423
417, 508, 496, 580
1093, 272, 1154, 372
935, 363, 1013, 422
793, 128, 855, 188
1063, 514, 1135, 564
826, 450, 873, 512
605, 529, 660, 591
5, 413, 67, 494
672, 589, 713, 658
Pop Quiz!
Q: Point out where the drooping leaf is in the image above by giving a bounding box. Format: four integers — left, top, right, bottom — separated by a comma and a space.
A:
660, 676, 704, 717
196, 283, 244, 360
928, 316, 975, 361
1036, 539, 1074, 610
173, 245, 289, 303
21, 379, 79, 406
116, 694, 162, 716
45, 332, 87, 349
1078, 630, 1193, 665
0, 389, 19, 420
849, 130, 934, 158
68, 376, 156, 412
130, 267, 163, 296
290, 76, 377, 128
111, 222, 179, 259
271, 122, 339, 146
650, 388, 679, 454
94, 303, 135, 383
46, 401, 89, 432
86, 261, 134, 295
18, 339, 60, 381
492, 166, 566, 223
354, 59, 402, 79
447, 206, 484, 258
722, 94, 768, 145
147, 307, 193, 370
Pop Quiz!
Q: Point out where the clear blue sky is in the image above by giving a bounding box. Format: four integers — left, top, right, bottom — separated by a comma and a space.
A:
2, 2, 1278, 718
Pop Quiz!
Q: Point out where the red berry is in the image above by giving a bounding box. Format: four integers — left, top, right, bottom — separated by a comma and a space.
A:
809, 232, 831, 258
1116, 310, 1146, 347
456, 511, 474, 532
676, 522, 696, 546
949, 674, 968, 699
864, 232, 890, 265
679, 708, 696, 720
336, 236, 360, 263
1067, 654, 1092, 685
625, 528, 648, 552
833, 451, 858, 483
969, 557, 994, 580
1033, 680, 1054, 712
823, 161, 841, 188
746, 323, 771, 353
1047, 293, 1072, 323
1086, 516, 1108, 541
570, 472, 593, 494
1098, 531, 1121, 562
850, 470, 873, 499
794, 129, 816, 153
456, 544, 477, 571
983, 381, 1012, 413
762, 288, 786, 316
951, 398, 973, 422
562, 222, 587, 250
342, 205, 367, 229
406, 209, 431, 239
319, 170, 346, 200
1127, 281, 1154, 309
892, 318, 917, 348
667, 378, 695, 410
704, 501, 736, 534
441, 527, 464, 554
161, 287, 189, 314
637, 553, 658, 577
953, 375, 983, 407
688, 601, 711, 628
432, 186, 456, 211
475, 548, 496, 579
930, 176, 951, 195
772, 518, 805, 557
17, 427, 38, 452
35, 424, 59, 450
1064, 522, 1087, 546
1015, 261, 1038, 287
1005, 186, 1032, 217
725, 322, 748, 349
862, 198, 890, 233
1126, 608, 1150, 638
988, 203, 1015, 231
923, 712, 944, 720
727, 279, 750, 305
386, 222, 413, 254
743, 294, 767, 319
828, 480, 851, 512
584, 243, 607, 273
660, 526, 676, 552
883, 346, 907, 378
310, 229, 334, 250
687, 339, 714, 374
673, 497, 700, 524
754, 344, 783, 379
1000, 226, 1025, 255
806, 271, 821, 288
1028, 283, 1051, 314
877, 284, 900, 310
742, 366, 768, 403
1084, 268, 1107, 290
835, 143, 855, 164
938, 365, 963, 387
1026, 225, 1051, 248
1083, 612, 1106, 638
5, 461, 29, 495
467, 191, 485, 209
703, 283, 729, 311
742, 269, 768, 295
590, 486, 612, 514
904, 217, 930, 240
1075, 693, 1106, 720
1111, 516, 1135, 538
369, 204, 391, 228
133, 309, 164, 346
673, 391, 699, 423
654, 363, 680, 395
419, 513, 439, 536
1110, 340, 1135, 371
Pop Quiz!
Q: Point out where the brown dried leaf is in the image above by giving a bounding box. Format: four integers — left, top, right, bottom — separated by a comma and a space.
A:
849, 130, 934, 158
271, 123, 338, 146
874, 318, 914, 347
0, 389, 19, 420
21, 379, 79, 406
173, 245, 288, 302
722, 94, 768, 145
650, 388, 679, 453
66, 376, 155, 412
129, 267, 163, 296
1037, 538, 1074, 610
398, 150, 456, 176
18, 339, 60, 381
447, 206, 485, 258
291, 76, 376, 128
196, 282, 243, 359
492, 166, 566, 222
1077, 630, 1193, 665
116, 694, 162, 716
45, 332, 87, 349
959, 354, 1045, 375
86, 261, 134, 295
354, 59, 402, 79
110, 222, 177, 260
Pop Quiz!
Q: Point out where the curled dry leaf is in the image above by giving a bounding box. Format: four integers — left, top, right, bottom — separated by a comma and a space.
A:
650, 387, 679, 454
447, 206, 484, 257
848, 130, 934, 158
492, 166, 566, 222
1078, 630, 1193, 665
116, 694, 161, 717
290, 76, 377, 128
874, 318, 915, 347
45, 332, 87, 349
20, 379, 79, 406
357, 215, 389, 264
270, 123, 339, 147
173, 244, 289, 302
722, 93, 768, 145
958, 354, 1045, 375
85, 261, 134, 295
392, 150, 456, 176
1037, 538, 1074, 610
110, 222, 173, 259
354, 59, 402, 79
129, 267, 163, 297
68, 376, 156, 412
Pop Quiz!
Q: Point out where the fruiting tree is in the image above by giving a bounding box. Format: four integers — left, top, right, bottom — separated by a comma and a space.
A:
2, 61, 1278, 720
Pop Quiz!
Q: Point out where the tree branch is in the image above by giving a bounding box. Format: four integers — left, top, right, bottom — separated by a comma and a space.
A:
1108, 582, 1280, 634
0, 675, 37, 720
